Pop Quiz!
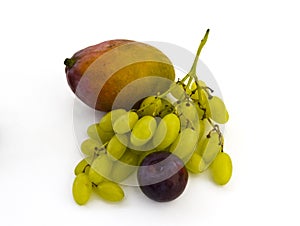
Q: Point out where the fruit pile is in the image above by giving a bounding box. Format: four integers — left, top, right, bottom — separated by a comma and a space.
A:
69, 29, 232, 205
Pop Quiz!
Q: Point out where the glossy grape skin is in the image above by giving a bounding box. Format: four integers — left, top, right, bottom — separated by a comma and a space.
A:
206, 96, 229, 124
99, 109, 127, 132
169, 128, 198, 161
152, 113, 180, 150
130, 115, 157, 146
137, 151, 188, 202
113, 111, 138, 134
72, 173, 92, 205
95, 181, 125, 202
74, 157, 92, 175
138, 96, 163, 117
210, 152, 232, 185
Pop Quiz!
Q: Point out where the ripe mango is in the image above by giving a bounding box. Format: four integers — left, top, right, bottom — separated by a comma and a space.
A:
64, 39, 175, 111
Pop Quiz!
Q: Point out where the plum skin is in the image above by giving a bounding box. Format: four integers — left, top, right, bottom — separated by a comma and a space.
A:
137, 151, 188, 202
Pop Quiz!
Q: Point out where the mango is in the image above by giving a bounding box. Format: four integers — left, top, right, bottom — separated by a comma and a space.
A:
64, 39, 175, 112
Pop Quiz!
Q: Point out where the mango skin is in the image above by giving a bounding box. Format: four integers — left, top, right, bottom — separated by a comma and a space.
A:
65, 39, 175, 112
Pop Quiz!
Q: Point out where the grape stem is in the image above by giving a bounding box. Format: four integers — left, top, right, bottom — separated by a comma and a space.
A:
91, 142, 109, 162
207, 119, 224, 148
181, 29, 210, 83
158, 29, 210, 101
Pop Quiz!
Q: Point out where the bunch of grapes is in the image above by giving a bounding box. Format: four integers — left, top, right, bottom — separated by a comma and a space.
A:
72, 29, 233, 205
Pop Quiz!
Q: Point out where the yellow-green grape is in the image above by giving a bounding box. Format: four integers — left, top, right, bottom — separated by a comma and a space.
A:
186, 152, 206, 174
190, 80, 206, 100
72, 173, 92, 205
106, 134, 128, 161
210, 152, 232, 185
187, 104, 205, 134
89, 154, 112, 184
195, 118, 213, 152
158, 98, 174, 118
152, 113, 180, 150
176, 101, 199, 129
206, 96, 229, 124
99, 109, 127, 132
198, 88, 210, 109
195, 103, 205, 120
119, 149, 139, 165
176, 101, 198, 121
74, 157, 93, 175
95, 181, 124, 202
199, 131, 222, 165
169, 128, 199, 161
170, 82, 187, 100
98, 129, 115, 144
130, 116, 157, 146
129, 139, 156, 152
111, 150, 139, 182
80, 139, 102, 156
139, 96, 163, 117
128, 148, 144, 156
113, 111, 139, 134
87, 123, 101, 141
88, 167, 105, 185
197, 119, 206, 142
87, 123, 114, 144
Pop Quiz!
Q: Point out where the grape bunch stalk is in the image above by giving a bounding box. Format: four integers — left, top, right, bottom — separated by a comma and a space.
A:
72, 29, 233, 205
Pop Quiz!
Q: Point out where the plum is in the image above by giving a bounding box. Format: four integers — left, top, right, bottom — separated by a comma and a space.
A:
64, 40, 175, 112
137, 151, 188, 202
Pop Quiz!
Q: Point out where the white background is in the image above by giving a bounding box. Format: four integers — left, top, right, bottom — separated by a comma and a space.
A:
1, 0, 299, 225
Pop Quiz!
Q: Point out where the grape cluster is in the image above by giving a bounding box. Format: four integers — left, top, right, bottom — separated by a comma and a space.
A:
72, 29, 233, 205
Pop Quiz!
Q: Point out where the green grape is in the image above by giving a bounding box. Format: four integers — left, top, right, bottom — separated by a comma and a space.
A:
130, 116, 157, 147
195, 118, 213, 152
176, 101, 198, 121
87, 123, 114, 144
98, 128, 115, 144
197, 119, 206, 142
170, 82, 186, 100
152, 113, 180, 150
129, 139, 156, 152
198, 88, 210, 109
199, 131, 222, 165
89, 154, 112, 184
72, 173, 92, 205
206, 96, 229, 124
158, 98, 174, 118
113, 111, 139, 134
99, 109, 127, 132
128, 148, 144, 156
190, 80, 206, 100
210, 152, 232, 185
185, 152, 206, 174
95, 181, 124, 202
169, 128, 199, 161
119, 149, 139, 165
88, 167, 105, 185
139, 96, 163, 117
87, 123, 101, 141
175, 101, 199, 130
74, 157, 93, 175
106, 134, 128, 161
181, 103, 205, 134
195, 103, 205, 120
111, 150, 139, 182
80, 139, 103, 156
